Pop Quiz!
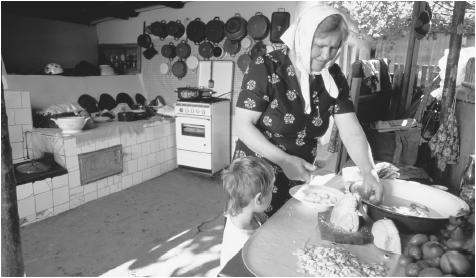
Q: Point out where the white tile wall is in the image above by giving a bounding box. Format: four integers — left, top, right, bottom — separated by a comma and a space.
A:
5, 90, 33, 164
16, 119, 177, 226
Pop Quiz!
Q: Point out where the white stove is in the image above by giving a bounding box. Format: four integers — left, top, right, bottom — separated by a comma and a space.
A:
174, 61, 234, 174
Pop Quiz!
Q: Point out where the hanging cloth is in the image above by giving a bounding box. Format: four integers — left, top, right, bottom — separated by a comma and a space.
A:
428, 95, 460, 171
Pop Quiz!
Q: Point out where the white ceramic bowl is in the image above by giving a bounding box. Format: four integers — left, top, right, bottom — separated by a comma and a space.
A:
52, 116, 88, 134
290, 184, 344, 211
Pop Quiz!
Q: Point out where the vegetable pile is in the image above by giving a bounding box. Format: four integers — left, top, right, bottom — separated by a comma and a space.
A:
398, 216, 474, 277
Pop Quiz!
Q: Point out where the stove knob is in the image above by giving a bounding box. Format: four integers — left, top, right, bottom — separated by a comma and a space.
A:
202, 110, 205, 115
179, 108, 183, 112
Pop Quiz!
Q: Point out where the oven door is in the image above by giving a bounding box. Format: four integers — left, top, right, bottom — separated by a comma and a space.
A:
176, 116, 211, 153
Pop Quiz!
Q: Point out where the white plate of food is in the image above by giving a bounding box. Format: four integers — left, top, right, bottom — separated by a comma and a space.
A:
289, 184, 344, 211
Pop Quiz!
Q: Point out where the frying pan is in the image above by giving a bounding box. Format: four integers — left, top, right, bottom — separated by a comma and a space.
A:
166, 20, 185, 40
176, 40, 191, 59
161, 42, 176, 60
172, 60, 187, 79
237, 53, 252, 73
206, 17, 225, 44
137, 22, 152, 48
143, 45, 158, 60
247, 12, 271, 40
150, 20, 168, 40
186, 18, 207, 45
198, 41, 214, 59
223, 38, 241, 57
362, 179, 469, 234
225, 13, 247, 41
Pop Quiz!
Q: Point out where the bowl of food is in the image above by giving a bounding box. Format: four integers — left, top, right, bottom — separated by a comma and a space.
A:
363, 179, 470, 234
289, 184, 344, 211
51, 116, 88, 134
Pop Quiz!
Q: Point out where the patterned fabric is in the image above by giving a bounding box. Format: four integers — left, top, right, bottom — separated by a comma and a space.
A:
233, 48, 354, 216
429, 102, 460, 171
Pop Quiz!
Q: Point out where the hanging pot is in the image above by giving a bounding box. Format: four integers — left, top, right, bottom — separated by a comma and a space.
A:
186, 18, 207, 45
225, 13, 247, 41
206, 16, 225, 44
223, 38, 241, 57
172, 60, 187, 79
198, 41, 214, 59
143, 45, 158, 60
161, 42, 176, 60
166, 20, 185, 40
237, 53, 253, 73
137, 22, 152, 48
247, 12, 271, 40
250, 41, 267, 59
176, 40, 191, 59
240, 36, 253, 51
150, 20, 168, 40
213, 45, 225, 59
186, 55, 199, 72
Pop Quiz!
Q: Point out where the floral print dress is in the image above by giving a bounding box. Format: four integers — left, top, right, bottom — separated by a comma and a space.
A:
234, 48, 354, 215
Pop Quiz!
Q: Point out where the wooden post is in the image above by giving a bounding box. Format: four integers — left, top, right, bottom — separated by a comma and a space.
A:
441, 2, 466, 122
399, 1, 426, 116
1, 84, 25, 276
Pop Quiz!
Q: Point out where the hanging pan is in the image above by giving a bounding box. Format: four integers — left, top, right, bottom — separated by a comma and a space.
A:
237, 53, 253, 73
137, 22, 152, 48
223, 37, 241, 57
159, 62, 170, 75
198, 41, 214, 60
247, 12, 271, 40
161, 42, 176, 60
143, 44, 158, 60
172, 60, 187, 79
186, 55, 199, 72
213, 45, 225, 59
150, 20, 168, 40
186, 18, 207, 45
176, 40, 191, 59
166, 20, 185, 40
206, 17, 225, 44
225, 13, 247, 41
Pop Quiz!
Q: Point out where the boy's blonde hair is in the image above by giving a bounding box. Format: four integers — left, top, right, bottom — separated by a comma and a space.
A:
222, 156, 275, 216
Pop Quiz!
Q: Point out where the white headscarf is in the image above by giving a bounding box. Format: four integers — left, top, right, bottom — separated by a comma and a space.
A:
281, 4, 348, 114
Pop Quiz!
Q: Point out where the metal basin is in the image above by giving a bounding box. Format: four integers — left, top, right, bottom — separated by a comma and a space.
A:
15, 161, 51, 174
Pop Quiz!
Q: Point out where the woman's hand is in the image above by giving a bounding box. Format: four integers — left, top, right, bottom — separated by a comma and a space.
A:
355, 170, 383, 204
279, 155, 317, 182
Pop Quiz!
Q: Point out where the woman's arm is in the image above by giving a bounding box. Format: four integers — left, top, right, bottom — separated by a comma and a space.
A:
334, 112, 383, 203
235, 108, 316, 181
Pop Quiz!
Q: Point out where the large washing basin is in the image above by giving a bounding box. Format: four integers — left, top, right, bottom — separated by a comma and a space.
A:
15, 161, 51, 174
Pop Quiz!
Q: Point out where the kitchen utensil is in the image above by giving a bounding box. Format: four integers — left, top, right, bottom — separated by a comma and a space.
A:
186, 55, 199, 71
51, 116, 89, 133
171, 60, 187, 79
118, 111, 135, 121
150, 20, 168, 40
198, 41, 214, 59
250, 41, 267, 59
208, 61, 214, 88
247, 12, 271, 40
116, 92, 134, 108
205, 16, 225, 44
289, 184, 344, 211
166, 19, 185, 40
240, 36, 253, 50
363, 179, 470, 234
135, 93, 146, 106
237, 53, 252, 73
186, 18, 206, 45
176, 40, 191, 59
78, 94, 98, 114
224, 13, 247, 41
176, 87, 214, 101
137, 21, 152, 48
159, 62, 170, 74
98, 93, 116, 111
161, 42, 176, 60
132, 109, 147, 120
223, 38, 241, 57
212, 45, 224, 58
143, 45, 158, 60
270, 8, 290, 43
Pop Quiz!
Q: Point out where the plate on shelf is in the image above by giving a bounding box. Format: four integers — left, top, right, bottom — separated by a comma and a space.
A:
289, 184, 344, 211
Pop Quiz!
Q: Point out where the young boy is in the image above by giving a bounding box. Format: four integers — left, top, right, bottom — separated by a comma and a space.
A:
219, 156, 275, 269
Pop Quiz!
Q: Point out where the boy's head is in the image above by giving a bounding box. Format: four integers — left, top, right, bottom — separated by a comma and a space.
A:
222, 156, 275, 216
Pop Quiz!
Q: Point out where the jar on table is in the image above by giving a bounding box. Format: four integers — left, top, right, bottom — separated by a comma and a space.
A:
459, 154, 475, 211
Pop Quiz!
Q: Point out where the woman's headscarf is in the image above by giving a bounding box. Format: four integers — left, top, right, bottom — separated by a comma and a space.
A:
281, 4, 349, 114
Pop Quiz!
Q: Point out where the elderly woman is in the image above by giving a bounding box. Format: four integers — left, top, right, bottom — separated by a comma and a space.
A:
233, 4, 383, 215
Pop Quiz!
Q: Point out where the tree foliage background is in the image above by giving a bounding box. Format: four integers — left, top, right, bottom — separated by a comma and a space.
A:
330, 1, 475, 40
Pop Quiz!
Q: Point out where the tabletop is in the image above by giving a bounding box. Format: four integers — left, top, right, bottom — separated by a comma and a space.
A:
218, 175, 405, 277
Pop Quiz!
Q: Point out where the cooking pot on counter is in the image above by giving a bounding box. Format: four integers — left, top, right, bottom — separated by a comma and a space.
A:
362, 179, 470, 234
176, 87, 214, 101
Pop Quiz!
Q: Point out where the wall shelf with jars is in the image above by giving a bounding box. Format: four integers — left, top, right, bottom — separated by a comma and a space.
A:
98, 44, 141, 75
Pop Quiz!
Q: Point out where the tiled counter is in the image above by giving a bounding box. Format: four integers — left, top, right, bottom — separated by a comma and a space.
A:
16, 117, 177, 226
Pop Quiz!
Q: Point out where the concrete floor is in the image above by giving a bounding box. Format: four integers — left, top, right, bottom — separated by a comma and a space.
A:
20, 168, 227, 277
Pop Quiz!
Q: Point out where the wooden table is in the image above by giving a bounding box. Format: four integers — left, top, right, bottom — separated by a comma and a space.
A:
219, 175, 405, 277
